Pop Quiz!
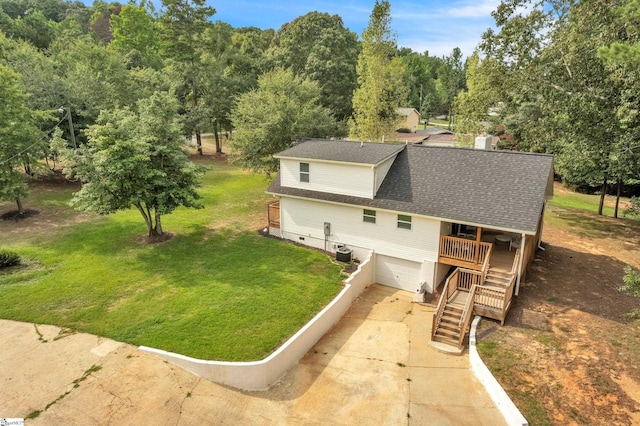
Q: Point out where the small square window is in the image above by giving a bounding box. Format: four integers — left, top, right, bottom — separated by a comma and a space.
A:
300, 162, 309, 183
363, 209, 376, 223
397, 214, 412, 230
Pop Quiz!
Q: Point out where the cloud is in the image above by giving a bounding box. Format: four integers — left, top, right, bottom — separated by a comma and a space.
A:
446, 0, 502, 18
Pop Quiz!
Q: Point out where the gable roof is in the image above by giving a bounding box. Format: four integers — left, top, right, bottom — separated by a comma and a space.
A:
274, 139, 404, 165
397, 107, 420, 117
268, 140, 554, 234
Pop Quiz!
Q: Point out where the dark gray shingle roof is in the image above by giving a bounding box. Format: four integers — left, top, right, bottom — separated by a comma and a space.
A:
274, 139, 404, 165
268, 142, 553, 234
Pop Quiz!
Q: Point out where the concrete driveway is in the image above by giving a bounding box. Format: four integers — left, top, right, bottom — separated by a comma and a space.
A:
0, 284, 505, 425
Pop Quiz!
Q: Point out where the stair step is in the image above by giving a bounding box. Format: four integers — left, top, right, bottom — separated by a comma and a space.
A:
434, 335, 460, 346
486, 273, 511, 281
439, 323, 460, 333
436, 330, 459, 340
484, 279, 510, 287
442, 313, 462, 321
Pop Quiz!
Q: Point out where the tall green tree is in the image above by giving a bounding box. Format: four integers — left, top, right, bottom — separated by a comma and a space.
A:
60, 92, 203, 238
159, 0, 215, 155
110, 1, 161, 68
350, 0, 407, 141
229, 68, 344, 175
435, 47, 465, 129
267, 12, 359, 121
453, 51, 500, 146
0, 64, 45, 214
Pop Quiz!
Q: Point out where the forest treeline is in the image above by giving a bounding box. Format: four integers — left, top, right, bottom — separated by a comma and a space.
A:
1, 0, 640, 224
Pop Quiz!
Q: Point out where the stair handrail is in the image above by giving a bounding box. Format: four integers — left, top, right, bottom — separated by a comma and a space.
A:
480, 243, 493, 285
510, 248, 521, 275
457, 284, 478, 349
431, 269, 459, 341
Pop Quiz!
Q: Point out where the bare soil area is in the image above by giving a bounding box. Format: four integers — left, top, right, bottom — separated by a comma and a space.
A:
478, 214, 640, 425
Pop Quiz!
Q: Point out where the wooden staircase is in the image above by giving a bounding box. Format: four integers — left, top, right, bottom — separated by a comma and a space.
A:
430, 247, 521, 352
432, 296, 465, 347
483, 267, 513, 290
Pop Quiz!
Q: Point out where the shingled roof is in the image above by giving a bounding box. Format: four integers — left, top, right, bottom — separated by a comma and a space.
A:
275, 139, 404, 165
268, 141, 554, 234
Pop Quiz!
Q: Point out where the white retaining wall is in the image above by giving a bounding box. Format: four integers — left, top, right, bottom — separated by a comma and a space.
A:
139, 250, 375, 391
469, 316, 529, 426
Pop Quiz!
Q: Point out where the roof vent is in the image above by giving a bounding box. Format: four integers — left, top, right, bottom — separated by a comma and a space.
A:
474, 136, 492, 150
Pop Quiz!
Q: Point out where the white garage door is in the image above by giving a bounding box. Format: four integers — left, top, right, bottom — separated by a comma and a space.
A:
375, 255, 422, 292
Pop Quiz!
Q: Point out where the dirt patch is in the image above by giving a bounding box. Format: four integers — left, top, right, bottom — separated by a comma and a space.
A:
478, 217, 640, 425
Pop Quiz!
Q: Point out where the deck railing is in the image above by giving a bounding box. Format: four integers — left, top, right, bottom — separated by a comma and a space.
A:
456, 268, 483, 291
268, 201, 280, 228
431, 272, 457, 341
439, 235, 492, 268
457, 284, 478, 348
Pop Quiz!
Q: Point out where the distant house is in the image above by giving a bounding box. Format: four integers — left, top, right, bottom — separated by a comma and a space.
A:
396, 108, 420, 132
266, 138, 554, 348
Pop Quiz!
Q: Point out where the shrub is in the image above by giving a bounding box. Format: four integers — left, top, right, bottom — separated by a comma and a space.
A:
397, 127, 412, 133
0, 250, 20, 268
620, 266, 640, 297
623, 196, 640, 218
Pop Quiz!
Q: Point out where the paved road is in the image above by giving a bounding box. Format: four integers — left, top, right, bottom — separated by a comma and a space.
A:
0, 285, 505, 425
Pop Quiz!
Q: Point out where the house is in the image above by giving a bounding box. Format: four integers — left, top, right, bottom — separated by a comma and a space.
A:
266, 138, 553, 347
396, 108, 421, 132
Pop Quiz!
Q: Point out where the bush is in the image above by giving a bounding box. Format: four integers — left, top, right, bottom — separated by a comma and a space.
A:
0, 250, 20, 268
621, 266, 640, 297
624, 196, 640, 218
397, 128, 412, 133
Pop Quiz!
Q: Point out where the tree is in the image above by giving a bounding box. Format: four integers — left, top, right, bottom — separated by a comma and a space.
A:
435, 47, 465, 129
0, 64, 45, 214
267, 12, 359, 121
229, 68, 344, 175
453, 51, 500, 146
60, 92, 203, 238
159, 0, 215, 155
350, 0, 407, 141
110, 1, 161, 68
481, 0, 640, 216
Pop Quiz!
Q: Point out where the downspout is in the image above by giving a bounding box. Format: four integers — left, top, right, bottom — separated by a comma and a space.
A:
537, 201, 546, 251
515, 232, 525, 296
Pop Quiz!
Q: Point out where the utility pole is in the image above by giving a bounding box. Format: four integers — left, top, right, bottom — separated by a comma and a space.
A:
59, 106, 77, 148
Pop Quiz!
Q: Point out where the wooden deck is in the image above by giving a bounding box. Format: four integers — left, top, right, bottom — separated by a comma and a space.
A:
438, 235, 492, 270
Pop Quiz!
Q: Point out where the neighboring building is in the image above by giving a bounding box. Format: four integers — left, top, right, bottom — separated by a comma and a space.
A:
267, 138, 553, 298
396, 108, 421, 132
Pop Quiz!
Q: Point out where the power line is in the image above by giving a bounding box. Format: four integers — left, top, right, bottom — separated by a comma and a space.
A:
0, 116, 67, 166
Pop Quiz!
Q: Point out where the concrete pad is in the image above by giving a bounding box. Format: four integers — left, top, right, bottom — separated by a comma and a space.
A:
0, 284, 507, 425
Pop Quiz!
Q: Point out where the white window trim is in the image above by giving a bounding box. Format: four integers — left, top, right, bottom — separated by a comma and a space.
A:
397, 214, 412, 230
363, 209, 376, 223
300, 162, 309, 183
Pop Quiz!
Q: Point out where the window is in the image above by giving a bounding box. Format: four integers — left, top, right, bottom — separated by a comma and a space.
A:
300, 162, 309, 182
363, 209, 376, 223
397, 214, 412, 230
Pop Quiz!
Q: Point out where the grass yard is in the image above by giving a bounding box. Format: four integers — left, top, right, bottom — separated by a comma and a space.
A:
0, 159, 344, 361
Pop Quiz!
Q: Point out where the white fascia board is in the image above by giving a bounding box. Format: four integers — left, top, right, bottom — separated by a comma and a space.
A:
273, 156, 375, 168
268, 192, 535, 235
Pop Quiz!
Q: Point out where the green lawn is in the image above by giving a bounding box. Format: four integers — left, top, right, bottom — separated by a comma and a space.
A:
0, 161, 344, 361
545, 184, 638, 239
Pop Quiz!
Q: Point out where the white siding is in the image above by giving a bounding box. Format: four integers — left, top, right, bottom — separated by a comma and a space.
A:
280, 198, 440, 262
280, 159, 375, 199
374, 156, 396, 194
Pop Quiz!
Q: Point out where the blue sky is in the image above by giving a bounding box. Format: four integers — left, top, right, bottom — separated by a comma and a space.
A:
209, 0, 501, 57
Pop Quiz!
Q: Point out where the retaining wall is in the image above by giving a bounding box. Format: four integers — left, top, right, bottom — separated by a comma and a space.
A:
140, 250, 375, 391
